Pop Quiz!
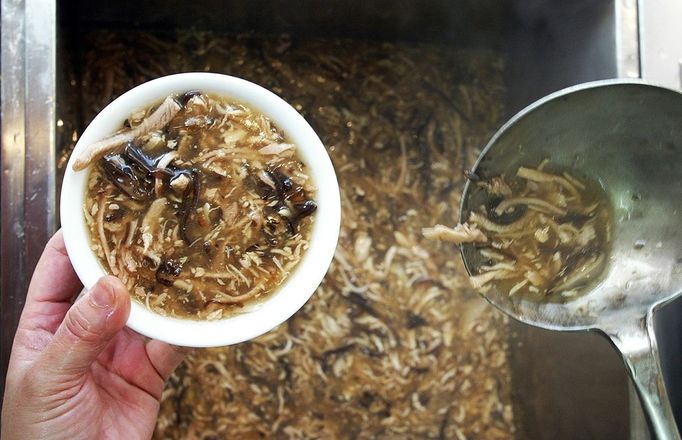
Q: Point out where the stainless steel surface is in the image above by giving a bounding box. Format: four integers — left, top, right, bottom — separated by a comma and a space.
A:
1, 0, 28, 398
639, 0, 682, 88
506, 0, 622, 113
1, 0, 672, 437
460, 80, 682, 439
25, 0, 57, 272
638, 2, 682, 436
508, 327, 629, 439
632, 383, 653, 440
606, 310, 678, 440
615, 0, 640, 79
655, 295, 682, 434
0, 0, 57, 398
504, 3, 636, 438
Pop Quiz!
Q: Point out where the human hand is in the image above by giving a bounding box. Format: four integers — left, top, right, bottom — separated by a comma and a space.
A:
1, 230, 187, 440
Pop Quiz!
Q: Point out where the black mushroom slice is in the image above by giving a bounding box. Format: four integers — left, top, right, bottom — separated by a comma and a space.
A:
177, 90, 202, 106
254, 168, 317, 236
258, 170, 299, 201
124, 142, 163, 172
273, 171, 296, 197
101, 151, 155, 201
273, 170, 309, 203
100, 142, 171, 201
104, 206, 126, 222
294, 200, 317, 217
176, 169, 202, 245
290, 199, 317, 231
156, 259, 183, 286
100, 140, 203, 245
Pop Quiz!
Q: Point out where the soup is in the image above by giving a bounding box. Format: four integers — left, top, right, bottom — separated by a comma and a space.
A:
67, 32, 516, 438
424, 161, 612, 300
78, 92, 317, 319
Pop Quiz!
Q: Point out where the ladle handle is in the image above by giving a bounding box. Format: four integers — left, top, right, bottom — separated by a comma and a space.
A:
605, 314, 680, 440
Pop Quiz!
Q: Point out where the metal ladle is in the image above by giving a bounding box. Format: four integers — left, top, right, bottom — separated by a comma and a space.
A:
460, 80, 682, 439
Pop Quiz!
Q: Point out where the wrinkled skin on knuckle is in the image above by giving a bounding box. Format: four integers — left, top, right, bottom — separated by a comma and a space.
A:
13, 366, 50, 402
62, 305, 106, 345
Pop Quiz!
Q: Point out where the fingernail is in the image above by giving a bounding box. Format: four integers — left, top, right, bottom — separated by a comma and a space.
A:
90, 281, 116, 308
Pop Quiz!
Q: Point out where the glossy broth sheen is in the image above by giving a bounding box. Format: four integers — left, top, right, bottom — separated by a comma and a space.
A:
469, 164, 612, 301
84, 93, 316, 320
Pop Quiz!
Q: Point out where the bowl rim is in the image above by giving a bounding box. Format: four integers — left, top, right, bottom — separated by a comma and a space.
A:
60, 72, 340, 347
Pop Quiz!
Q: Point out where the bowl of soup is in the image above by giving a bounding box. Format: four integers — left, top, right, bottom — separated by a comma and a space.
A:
61, 72, 341, 347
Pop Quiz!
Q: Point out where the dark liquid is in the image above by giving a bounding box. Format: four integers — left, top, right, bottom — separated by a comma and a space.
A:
473, 164, 612, 302
85, 93, 316, 319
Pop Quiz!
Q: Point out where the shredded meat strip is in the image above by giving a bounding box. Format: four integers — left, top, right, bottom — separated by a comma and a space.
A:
422, 223, 488, 244
72, 96, 181, 171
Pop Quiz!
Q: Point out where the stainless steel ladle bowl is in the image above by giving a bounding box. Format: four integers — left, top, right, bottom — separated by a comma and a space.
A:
460, 80, 682, 439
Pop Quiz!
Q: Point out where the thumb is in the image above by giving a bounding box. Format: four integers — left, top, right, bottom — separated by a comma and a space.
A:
39, 276, 131, 376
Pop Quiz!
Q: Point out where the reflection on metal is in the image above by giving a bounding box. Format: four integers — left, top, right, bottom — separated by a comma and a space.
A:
631, 383, 653, 440
615, 0, 641, 79
637, 0, 682, 438
1, 0, 674, 437
460, 81, 682, 439
639, 0, 682, 88
0, 0, 56, 397
1, 0, 28, 397
608, 315, 675, 440
25, 0, 57, 274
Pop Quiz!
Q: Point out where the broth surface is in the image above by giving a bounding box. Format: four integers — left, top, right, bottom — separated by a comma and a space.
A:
85, 93, 316, 320
425, 162, 612, 301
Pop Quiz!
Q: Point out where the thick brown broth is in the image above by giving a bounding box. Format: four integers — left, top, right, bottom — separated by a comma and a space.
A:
425, 162, 612, 301
66, 32, 515, 440
85, 93, 316, 320
475, 165, 612, 301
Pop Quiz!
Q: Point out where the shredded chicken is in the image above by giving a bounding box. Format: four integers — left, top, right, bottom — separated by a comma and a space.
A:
469, 269, 511, 290
534, 226, 549, 243
169, 174, 190, 192
157, 150, 178, 169
422, 223, 488, 244
72, 96, 182, 171
428, 163, 610, 299
212, 288, 261, 304
517, 166, 579, 198
257, 170, 277, 188
469, 211, 527, 234
97, 196, 117, 275
508, 279, 528, 296
480, 176, 512, 196
258, 142, 294, 155
550, 253, 605, 293
494, 197, 567, 217
141, 197, 167, 252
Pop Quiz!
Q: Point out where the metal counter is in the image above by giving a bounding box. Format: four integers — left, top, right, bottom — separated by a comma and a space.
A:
1, 0, 679, 438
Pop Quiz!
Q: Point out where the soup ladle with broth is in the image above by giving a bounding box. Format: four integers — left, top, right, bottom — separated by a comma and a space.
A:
452, 82, 682, 439
426, 161, 613, 302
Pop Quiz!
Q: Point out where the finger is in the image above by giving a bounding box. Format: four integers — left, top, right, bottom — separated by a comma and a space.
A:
26, 229, 82, 304
145, 340, 189, 382
20, 230, 82, 333
37, 276, 130, 377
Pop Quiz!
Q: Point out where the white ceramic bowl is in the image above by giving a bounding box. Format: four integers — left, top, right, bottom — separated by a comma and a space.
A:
61, 72, 340, 347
